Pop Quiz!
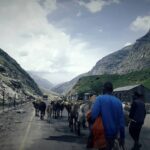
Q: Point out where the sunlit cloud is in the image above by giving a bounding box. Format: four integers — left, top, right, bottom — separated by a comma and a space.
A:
77, 0, 120, 13
130, 15, 150, 32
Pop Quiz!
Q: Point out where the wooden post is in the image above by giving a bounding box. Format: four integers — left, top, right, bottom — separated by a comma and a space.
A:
2, 88, 5, 112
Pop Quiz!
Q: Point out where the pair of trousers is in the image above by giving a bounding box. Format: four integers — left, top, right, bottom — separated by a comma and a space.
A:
129, 121, 142, 143
106, 138, 115, 150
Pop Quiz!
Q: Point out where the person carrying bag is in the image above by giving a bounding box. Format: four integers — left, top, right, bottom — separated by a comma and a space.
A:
90, 82, 125, 150
91, 115, 107, 149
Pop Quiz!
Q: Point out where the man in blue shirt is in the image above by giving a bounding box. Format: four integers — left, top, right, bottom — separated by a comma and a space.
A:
91, 82, 125, 150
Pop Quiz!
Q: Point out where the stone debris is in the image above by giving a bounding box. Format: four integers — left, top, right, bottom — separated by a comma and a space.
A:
0, 103, 30, 139
16, 109, 26, 114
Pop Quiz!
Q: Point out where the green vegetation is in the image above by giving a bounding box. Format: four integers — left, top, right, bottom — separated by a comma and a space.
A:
72, 69, 150, 95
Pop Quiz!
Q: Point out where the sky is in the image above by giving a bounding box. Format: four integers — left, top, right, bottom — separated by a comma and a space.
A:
0, 0, 150, 84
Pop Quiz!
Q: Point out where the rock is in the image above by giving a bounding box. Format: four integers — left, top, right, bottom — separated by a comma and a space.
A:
16, 109, 26, 114
0, 123, 3, 129
14, 121, 22, 123
0, 48, 42, 97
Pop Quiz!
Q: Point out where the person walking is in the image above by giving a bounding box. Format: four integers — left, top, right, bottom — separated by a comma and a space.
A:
91, 82, 125, 150
86, 92, 97, 148
129, 91, 146, 150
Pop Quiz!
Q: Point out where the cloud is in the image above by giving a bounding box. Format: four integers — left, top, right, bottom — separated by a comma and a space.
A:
130, 15, 150, 32
77, 0, 120, 13
31, 70, 78, 84
0, 0, 100, 83
19, 51, 29, 57
39, 0, 57, 13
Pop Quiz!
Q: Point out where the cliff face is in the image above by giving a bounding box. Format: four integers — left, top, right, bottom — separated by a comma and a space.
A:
89, 45, 132, 75
0, 48, 42, 101
89, 30, 150, 75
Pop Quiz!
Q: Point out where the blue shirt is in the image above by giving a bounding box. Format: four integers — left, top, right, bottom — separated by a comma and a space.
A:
91, 94, 125, 139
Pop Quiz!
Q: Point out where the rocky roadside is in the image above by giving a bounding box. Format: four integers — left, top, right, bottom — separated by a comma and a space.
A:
0, 102, 33, 139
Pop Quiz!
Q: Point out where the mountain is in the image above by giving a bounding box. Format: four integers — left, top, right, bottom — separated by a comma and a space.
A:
89, 30, 150, 75
51, 30, 150, 95
28, 71, 53, 93
88, 45, 132, 75
70, 69, 150, 95
0, 48, 42, 102
51, 73, 87, 95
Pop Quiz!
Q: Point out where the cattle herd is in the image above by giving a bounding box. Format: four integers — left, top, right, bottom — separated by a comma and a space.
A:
32, 99, 92, 135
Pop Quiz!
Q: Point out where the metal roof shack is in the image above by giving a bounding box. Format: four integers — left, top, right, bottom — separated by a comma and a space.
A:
113, 84, 150, 103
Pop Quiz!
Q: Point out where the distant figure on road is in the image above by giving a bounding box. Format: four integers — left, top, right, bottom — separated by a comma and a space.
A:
91, 82, 125, 150
39, 100, 46, 120
80, 92, 96, 129
129, 91, 146, 150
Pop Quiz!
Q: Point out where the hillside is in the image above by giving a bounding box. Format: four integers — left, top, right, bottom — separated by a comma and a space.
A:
70, 69, 150, 95
28, 71, 53, 93
52, 30, 150, 95
89, 30, 150, 75
51, 73, 87, 95
0, 48, 42, 102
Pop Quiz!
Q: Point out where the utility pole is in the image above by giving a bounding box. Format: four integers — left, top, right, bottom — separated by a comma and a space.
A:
0, 81, 6, 112
2, 87, 5, 112
14, 93, 16, 109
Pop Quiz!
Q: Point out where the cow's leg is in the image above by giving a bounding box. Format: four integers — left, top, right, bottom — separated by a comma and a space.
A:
77, 121, 81, 136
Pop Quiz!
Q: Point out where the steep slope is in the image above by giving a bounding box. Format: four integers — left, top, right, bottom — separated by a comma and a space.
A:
71, 69, 150, 95
28, 71, 53, 93
51, 73, 87, 95
0, 48, 42, 100
89, 30, 150, 75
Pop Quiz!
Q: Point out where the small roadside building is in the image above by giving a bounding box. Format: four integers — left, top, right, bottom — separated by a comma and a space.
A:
67, 92, 93, 101
84, 93, 91, 101
113, 84, 150, 103
43, 94, 48, 100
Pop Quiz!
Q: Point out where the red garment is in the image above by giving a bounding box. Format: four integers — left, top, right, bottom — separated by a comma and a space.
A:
86, 112, 107, 149
92, 116, 107, 149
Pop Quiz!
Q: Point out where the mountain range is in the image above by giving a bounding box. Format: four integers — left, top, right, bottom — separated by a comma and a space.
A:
28, 71, 53, 93
51, 30, 150, 95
